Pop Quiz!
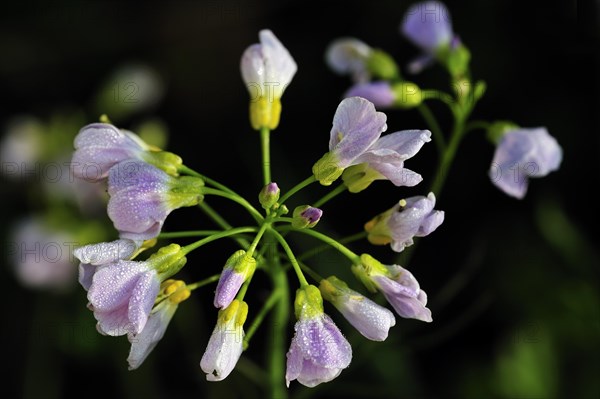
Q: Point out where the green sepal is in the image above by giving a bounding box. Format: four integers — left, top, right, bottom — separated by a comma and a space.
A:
487, 120, 520, 144
391, 81, 422, 109
342, 163, 384, 193
294, 285, 324, 320
148, 244, 188, 280
312, 151, 344, 186
366, 49, 400, 80
167, 175, 205, 209
143, 150, 183, 177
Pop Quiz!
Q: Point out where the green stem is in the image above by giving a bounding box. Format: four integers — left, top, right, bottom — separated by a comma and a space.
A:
295, 231, 367, 263
243, 289, 281, 349
417, 103, 445, 156
271, 217, 294, 224
429, 114, 467, 198
270, 229, 309, 287
267, 232, 289, 399
178, 164, 236, 196
181, 227, 257, 255
247, 223, 269, 257
279, 176, 316, 206
280, 226, 360, 263
202, 188, 263, 222
198, 202, 250, 249
298, 261, 324, 282
187, 274, 221, 291
464, 120, 490, 134
313, 184, 347, 208
158, 230, 221, 239
260, 126, 271, 185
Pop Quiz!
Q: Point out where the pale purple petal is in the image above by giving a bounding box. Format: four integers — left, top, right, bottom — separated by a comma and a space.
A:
286, 315, 352, 387
330, 97, 387, 167
401, 1, 453, 52
334, 294, 396, 341
72, 123, 147, 181
95, 305, 131, 336
128, 271, 161, 334
78, 263, 96, 291
489, 128, 562, 199
73, 239, 139, 266
200, 323, 244, 381
387, 193, 444, 251
368, 130, 432, 159
214, 269, 245, 309
344, 82, 395, 109
407, 54, 435, 74
241, 30, 297, 99
88, 261, 148, 312
107, 160, 170, 240
127, 301, 177, 370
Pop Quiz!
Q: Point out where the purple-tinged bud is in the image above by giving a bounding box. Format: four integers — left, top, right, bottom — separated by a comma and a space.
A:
259, 182, 280, 209
292, 205, 323, 229
214, 250, 256, 309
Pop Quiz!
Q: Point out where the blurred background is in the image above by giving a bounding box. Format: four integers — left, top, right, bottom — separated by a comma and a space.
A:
1, 0, 598, 398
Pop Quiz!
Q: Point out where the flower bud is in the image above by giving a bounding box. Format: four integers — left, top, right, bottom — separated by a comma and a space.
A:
292, 205, 323, 229
258, 182, 280, 209
366, 49, 400, 80
391, 81, 422, 109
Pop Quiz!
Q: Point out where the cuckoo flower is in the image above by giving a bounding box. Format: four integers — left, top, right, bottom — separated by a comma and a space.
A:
214, 250, 256, 309
286, 285, 352, 388
127, 279, 190, 370
86, 244, 187, 336
201, 300, 248, 381
241, 29, 297, 130
353, 254, 432, 322
489, 127, 562, 199
365, 193, 444, 252
74, 238, 141, 291
401, 1, 467, 75
320, 276, 396, 341
71, 123, 182, 181
325, 38, 373, 83
313, 97, 430, 189
107, 160, 204, 241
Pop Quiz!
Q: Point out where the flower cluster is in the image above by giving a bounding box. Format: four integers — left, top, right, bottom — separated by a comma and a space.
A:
68, 2, 563, 394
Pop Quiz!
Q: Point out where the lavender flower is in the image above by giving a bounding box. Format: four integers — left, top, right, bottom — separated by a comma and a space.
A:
313, 97, 431, 189
319, 276, 396, 341
489, 127, 562, 199
201, 300, 248, 381
401, 1, 455, 73
71, 123, 182, 182
241, 30, 297, 130
107, 160, 204, 241
127, 279, 190, 370
325, 38, 373, 83
286, 285, 352, 387
365, 193, 444, 252
86, 244, 187, 336
214, 250, 256, 309
353, 254, 432, 322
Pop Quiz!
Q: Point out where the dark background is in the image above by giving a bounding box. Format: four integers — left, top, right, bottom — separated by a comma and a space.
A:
1, 0, 598, 398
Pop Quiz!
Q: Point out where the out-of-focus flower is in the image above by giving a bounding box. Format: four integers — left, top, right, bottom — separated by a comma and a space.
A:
107, 160, 204, 241
286, 285, 352, 387
127, 279, 190, 370
319, 276, 396, 341
0, 117, 44, 179
365, 193, 444, 252
10, 217, 76, 290
353, 254, 432, 322
489, 127, 562, 199
241, 29, 297, 130
214, 250, 256, 309
400, 1, 469, 76
344, 82, 396, 109
325, 38, 373, 83
200, 300, 248, 381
